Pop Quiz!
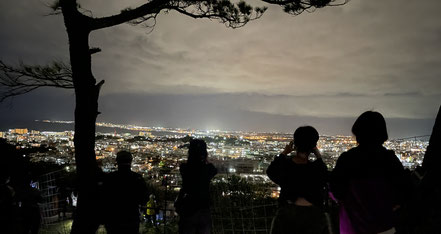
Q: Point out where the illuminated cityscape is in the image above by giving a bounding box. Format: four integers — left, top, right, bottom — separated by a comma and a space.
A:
2, 120, 428, 194
1, 0, 440, 232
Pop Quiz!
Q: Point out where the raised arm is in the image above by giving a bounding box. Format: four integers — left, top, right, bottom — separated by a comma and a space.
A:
267, 142, 292, 185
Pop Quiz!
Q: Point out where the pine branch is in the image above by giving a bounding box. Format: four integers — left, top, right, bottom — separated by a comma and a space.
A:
90, 0, 267, 31
167, 1, 267, 29
262, 0, 349, 15
0, 60, 73, 102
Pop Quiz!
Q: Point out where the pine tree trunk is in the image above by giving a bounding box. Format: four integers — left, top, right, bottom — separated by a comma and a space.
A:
61, 1, 102, 233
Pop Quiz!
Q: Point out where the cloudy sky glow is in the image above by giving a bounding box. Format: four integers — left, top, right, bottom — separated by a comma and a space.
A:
1, 0, 440, 137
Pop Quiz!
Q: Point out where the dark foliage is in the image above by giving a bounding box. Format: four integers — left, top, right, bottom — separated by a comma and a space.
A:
262, 0, 348, 15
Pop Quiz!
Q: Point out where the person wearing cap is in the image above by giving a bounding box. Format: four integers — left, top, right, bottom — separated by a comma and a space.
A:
104, 151, 149, 234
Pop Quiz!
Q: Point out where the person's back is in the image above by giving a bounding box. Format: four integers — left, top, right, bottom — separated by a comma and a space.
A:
332, 145, 406, 234
330, 111, 407, 234
146, 196, 156, 216
0, 176, 15, 234
177, 139, 217, 234
267, 154, 327, 208
145, 194, 157, 226
106, 170, 147, 221
104, 151, 148, 234
266, 126, 328, 234
180, 161, 217, 212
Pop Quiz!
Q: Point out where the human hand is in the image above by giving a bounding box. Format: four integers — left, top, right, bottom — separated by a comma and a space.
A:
282, 141, 294, 155
312, 147, 322, 158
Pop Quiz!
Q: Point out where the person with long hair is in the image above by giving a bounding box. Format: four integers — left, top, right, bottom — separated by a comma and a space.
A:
330, 111, 407, 234
177, 139, 217, 234
267, 126, 328, 234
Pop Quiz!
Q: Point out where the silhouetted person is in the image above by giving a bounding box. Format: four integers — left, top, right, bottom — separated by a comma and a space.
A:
104, 151, 149, 234
15, 179, 42, 234
0, 174, 15, 234
145, 194, 157, 226
1, 140, 16, 234
176, 139, 217, 234
267, 126, 328, 234
330, 111, 407, 234
57, 181, 69, 220
1, 139, 41, 234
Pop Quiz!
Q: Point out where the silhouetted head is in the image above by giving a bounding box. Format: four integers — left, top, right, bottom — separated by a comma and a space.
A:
293, 126, 319, 153
352, 111, 388, 145
188, 139, 208, 164
116, 151, 132, 170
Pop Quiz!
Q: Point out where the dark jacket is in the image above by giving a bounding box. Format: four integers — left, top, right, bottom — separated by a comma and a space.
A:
104, 169, 149, 225
330, 145, 407, 234
267, 154, 328, 208
180, 162, 217, 211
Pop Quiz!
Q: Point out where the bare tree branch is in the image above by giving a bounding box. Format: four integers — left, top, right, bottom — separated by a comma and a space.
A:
0, 60, 73, 102
262, 0, 349, 15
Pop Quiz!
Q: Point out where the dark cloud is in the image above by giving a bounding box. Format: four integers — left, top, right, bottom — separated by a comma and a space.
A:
0, 91, 435, 138
1, 0, 440, 136
0, 0, 67, 63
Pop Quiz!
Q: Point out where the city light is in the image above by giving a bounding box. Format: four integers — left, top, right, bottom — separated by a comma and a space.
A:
0, 121, 429, 194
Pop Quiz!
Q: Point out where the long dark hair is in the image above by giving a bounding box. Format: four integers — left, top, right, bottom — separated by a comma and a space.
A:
187, 139, 208, 164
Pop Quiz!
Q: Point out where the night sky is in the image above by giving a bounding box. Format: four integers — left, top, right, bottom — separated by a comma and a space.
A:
1, 0, 440, 138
